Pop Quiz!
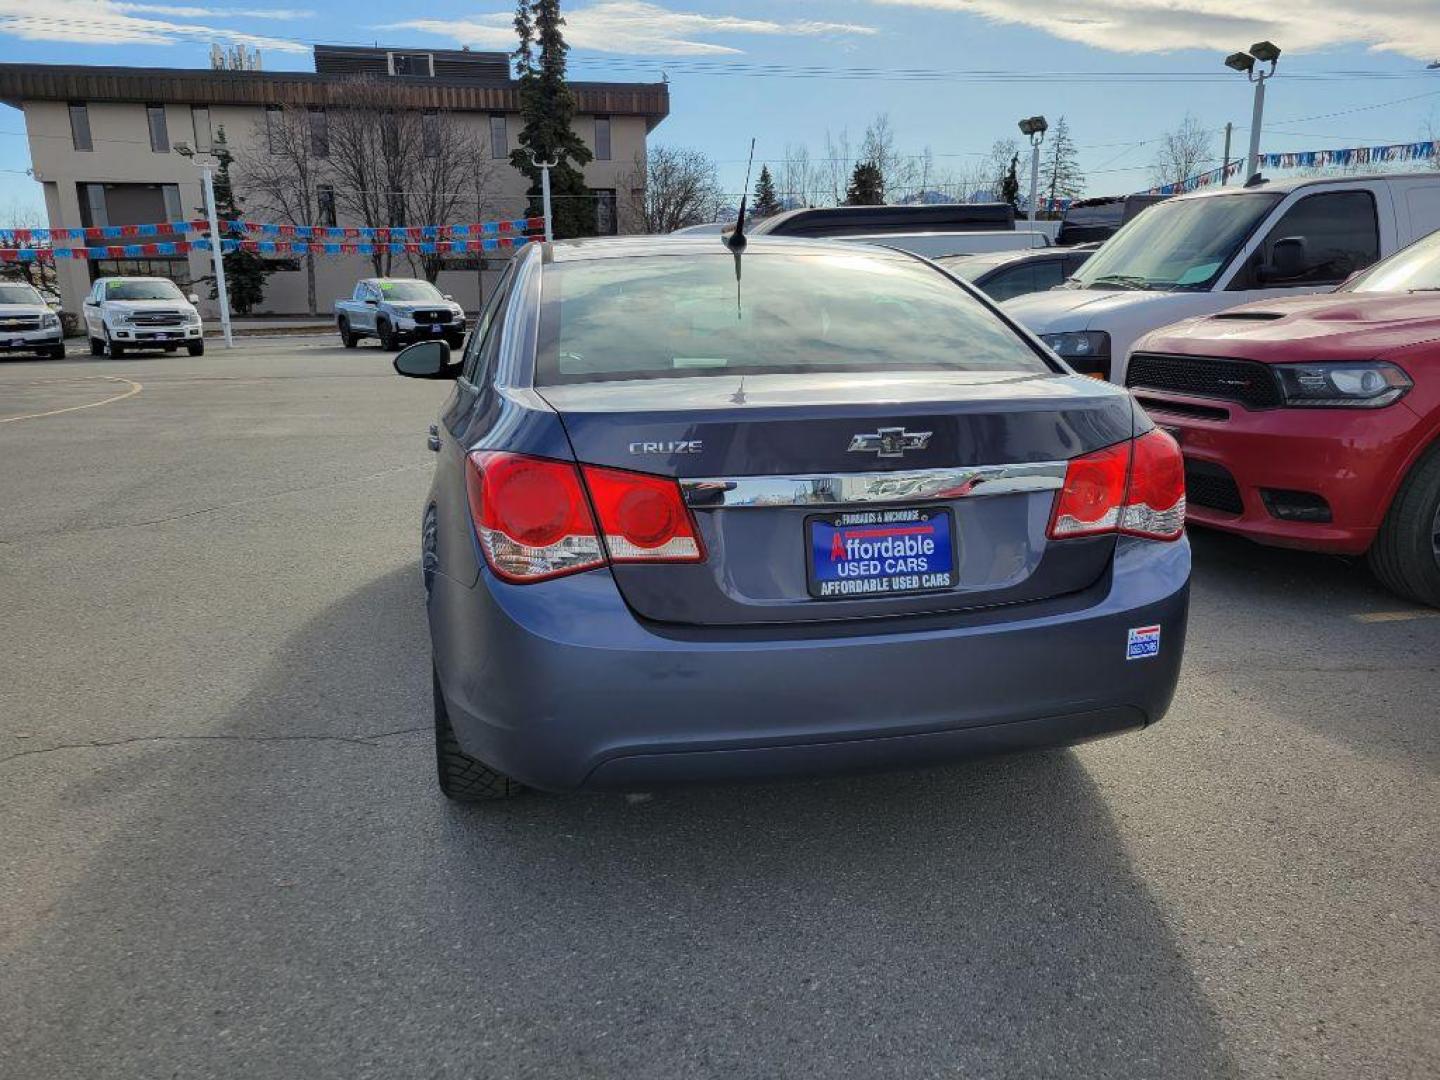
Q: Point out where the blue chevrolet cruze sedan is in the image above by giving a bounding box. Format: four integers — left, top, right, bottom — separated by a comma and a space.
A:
393, 234, 1190, 800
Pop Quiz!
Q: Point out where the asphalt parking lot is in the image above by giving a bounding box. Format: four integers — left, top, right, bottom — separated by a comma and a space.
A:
1, 340, 1437, 1080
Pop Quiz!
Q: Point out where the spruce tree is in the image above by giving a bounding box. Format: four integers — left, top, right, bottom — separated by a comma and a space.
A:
203, 126, 271, 316
844, 161, 884, 206
1000, 153, 1021, 210
752, 165, 781, 217
1040, 116, 1085, 214
510, 0, 595, 238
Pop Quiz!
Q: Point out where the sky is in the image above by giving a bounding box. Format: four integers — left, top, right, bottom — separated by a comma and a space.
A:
3, 0, 1440, 218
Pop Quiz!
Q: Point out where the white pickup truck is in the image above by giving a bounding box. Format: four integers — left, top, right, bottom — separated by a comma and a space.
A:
1004, 173, 1440, 383
333, 278, 466, 351
82, 276, 205, 357
0, 281, 66, 359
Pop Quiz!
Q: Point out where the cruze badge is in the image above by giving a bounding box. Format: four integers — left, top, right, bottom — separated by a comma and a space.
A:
848, 427, 932, 459
628, 439, 704, 455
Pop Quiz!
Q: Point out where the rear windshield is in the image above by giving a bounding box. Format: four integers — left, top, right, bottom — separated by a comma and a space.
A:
536, 252, 1052, 385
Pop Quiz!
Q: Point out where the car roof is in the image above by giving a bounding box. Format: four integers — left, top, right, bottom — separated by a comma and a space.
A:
1176, 171, 1440, 201
101, 276, 174, 283
543, 234, 924, 262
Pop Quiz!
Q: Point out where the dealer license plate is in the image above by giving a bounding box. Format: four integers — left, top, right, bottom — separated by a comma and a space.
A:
807, 506, 956, 600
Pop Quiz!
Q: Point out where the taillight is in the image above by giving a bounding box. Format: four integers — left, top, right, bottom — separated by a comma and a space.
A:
466, 452, 605, 582
581, 464, 705, 563
1047, 429, 1185, 542
465, 452, 703, 583
1120, 429, 1185, 540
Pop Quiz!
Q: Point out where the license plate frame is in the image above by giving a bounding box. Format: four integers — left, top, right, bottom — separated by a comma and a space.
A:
805, 505, 957, 601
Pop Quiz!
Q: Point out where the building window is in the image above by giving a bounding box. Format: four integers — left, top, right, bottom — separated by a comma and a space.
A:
489, 115, 507, 159
147, 104, 169, 153
318, 184, 337, 227
69, 102, 92, 152
594, 116, 611, 161
422, 110, 440, 158
308, 108, 329, 158
265, 105, 282, 153
80, 183, 109, 228
191, 106, 212, 154
389, 52, 433, 77
162, 184, 184, 223
593, 189, 617, 236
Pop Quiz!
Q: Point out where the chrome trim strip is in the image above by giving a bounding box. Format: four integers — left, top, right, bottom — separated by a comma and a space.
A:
679, 462, 1067, 509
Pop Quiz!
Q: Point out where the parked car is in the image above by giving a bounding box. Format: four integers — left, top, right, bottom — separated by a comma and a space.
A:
82, 277, 204, 357
1004, 173, 1440, 382
1054, 194, 1168, 247
1127, 226, 1440, 606
748, 203, 1015, 238
334, 278, 465, 351
0, 281, 65, 359
391, 234, 1191, 801
940, 246, 1098, 302
840, 230, 1051, 259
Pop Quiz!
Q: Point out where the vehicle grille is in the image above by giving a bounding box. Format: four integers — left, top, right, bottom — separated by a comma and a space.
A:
1127, 352, 1282, 409
128, 310, 184, 327
1184, 458, 1244, 515
0, 316, 41, 331
411, 309, 453, 324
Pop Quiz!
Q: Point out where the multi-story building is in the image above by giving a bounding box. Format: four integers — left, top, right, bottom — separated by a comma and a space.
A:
0, 46, 669, 315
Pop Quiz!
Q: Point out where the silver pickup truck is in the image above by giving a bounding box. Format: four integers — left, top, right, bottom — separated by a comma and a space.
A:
333, 278, 466, 351
0, 281, 66, 360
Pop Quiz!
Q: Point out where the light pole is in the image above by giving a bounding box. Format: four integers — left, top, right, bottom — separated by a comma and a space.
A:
1018, 116, 1047, 224
528, 152, 558, 242
1225, 41, 1281, 183
174, 141, 232, 348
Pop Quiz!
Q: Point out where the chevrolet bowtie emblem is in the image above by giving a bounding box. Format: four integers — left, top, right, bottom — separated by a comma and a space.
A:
847, 427, 933, 458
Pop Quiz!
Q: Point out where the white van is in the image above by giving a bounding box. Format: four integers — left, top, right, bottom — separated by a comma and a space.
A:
841, 230, 1051, 258
1003, 173, 1440, 382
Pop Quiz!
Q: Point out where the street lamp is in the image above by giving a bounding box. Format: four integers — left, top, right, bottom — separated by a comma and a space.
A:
1225, 41, 1281, 182
174, 140, 232, 348
1017, 115, 1047, 224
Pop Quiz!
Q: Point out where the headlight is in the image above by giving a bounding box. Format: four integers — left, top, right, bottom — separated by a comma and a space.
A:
41, 312, 59, 329
1039, 330, 1111, 378
183, 310, 201, 325
1274, 361, 1412, 408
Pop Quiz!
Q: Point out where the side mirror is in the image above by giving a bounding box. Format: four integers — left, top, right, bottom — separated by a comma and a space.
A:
394, 339, 458, 380
187, 292, 200, 304
1260, 236, 1308, 284
442, 293, 455, 301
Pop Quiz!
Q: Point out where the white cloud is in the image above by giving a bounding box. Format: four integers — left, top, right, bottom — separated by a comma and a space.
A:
0, 0, 311, 49
111, 3, 313, 18
868, 0, 1440, 61
389, 1, 877, 57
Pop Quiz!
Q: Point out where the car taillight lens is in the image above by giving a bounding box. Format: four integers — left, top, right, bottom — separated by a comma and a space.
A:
465, 452, 704, 583
466, 452, 605, 582
1047, 430, 1185, 542
581, 464, 705, 563
1120, 429, 1185, 540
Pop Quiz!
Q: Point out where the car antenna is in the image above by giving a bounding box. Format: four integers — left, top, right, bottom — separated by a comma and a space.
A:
726, 138, 756, 320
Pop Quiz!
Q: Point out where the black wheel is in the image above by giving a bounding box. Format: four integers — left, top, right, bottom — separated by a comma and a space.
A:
338, 317, 359, 349
446, 333, 465, 351
433, 665, 523, 802
378, 319, 399, 351
88, 336, 104, 357
186, 340, 205, 357
1368, 442, 1440, 608
44, 344, 66, 360
105, 334, 125, 358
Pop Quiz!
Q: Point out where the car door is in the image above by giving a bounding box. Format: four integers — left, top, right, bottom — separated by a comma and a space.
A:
1221, 188, 1384, 304
83, 281, 103, 337
353, 284, 378, 332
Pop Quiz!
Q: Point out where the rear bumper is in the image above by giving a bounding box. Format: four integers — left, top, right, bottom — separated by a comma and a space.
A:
1136, 391, 1423, 555
429, 536, 1191, 792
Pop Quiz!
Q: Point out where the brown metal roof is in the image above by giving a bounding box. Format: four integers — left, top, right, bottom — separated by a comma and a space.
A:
0, 63, 670, 128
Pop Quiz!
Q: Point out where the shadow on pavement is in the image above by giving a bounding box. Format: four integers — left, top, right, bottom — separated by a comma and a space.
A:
2, 566, 1234, 1080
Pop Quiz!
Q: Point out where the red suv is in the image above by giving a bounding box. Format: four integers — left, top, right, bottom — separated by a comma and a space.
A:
1127, 229, 1440, 606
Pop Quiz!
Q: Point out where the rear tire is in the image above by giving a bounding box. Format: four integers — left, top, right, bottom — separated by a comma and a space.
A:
338, 317, 359, 349
433, 665, 523, 802
1368, 442, 1440, 608
88, 336, 104, 357
186, 340, 205, 357
378, 319, 399, 351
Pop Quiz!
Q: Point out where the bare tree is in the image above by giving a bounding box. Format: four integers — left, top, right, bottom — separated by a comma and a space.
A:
779, 142, 820, 209
0, 199, 59, 302
822, 128, 853, 206
623, 146, 723, 233
397, 116, 497, 282
237, 104, 322, 314
1151, 113, 1214, 189
985, 138, 1021, 201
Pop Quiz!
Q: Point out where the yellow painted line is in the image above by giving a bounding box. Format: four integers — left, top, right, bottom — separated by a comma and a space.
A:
1352, 609, 1440, 624
0, 376, 142, 424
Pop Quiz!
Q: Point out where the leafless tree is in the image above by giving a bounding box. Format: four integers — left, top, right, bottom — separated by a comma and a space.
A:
985, 138, 1021, 201
1151, 113, 1214, 189
778, 142, 821, 209
237, 104, 322, 314
622, 146, 723, 234
0, 199, 59, 302
822, 128, 853, 206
